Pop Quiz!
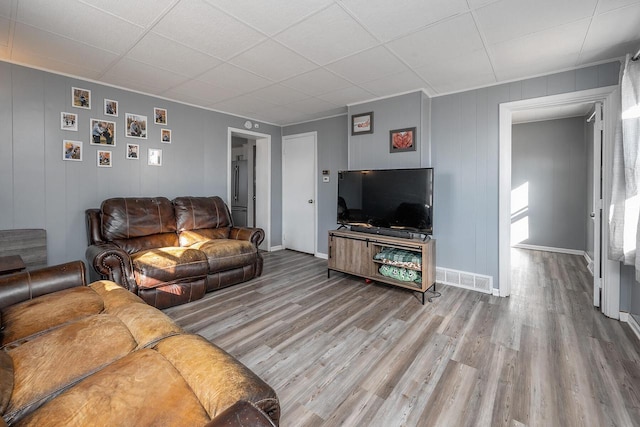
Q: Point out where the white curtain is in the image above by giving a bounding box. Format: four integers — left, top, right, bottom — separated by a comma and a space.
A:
610, 54, 640, 280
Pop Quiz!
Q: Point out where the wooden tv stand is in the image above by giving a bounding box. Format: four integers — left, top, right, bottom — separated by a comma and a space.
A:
327, 229, 438, 304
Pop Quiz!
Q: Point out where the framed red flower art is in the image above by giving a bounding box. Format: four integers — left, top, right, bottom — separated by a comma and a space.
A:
390, 127, 416, 153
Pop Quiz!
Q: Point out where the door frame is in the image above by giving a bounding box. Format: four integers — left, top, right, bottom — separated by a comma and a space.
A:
227, 127, 271, 251
282, 131, 318, 256
498, 85, 621, 318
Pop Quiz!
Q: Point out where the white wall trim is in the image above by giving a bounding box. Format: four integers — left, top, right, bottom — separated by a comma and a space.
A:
498, 85, 620, 318
269, 245, 284, 252
347, 89, 429, 108
316, 252, 328, 260
512, 243, 586, 256
621, 313, 640, 342
584, 252, 594, 275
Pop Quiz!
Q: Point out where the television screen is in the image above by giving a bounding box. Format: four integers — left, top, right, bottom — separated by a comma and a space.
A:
337, 168, 433, 235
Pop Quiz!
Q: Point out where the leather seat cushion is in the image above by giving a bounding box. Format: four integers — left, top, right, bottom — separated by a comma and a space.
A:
15, 349, 211, 427
1, 287, 104, 348
131, 247, 209, 289
191, 240, 257, 272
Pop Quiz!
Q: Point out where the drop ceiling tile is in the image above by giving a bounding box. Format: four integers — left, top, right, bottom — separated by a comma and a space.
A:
203, 0, 332, 35
153, 0, 265, 60
248, 84, 311, 105
275, 4, 378, 65
0, 16, 10, 46
11, 48, 102, 80
581, 3, 640, 54
230, 40, 317, 81
340, 0, 469, 41
326, 46, 409, 84
102, 58, 189, 94
596, 0, 640, 13
475, 0, 597, 45
0, 2, 12, 18
317, 85, 376, 106
467, 0, 502, 8
162, 88, 219, 108
359, 70, 430, 97
386, 13, 483, 69
286, 97, 341, 115
579, 41, 638, 65
17, 0, 143, 53
209, 96, 262, 116
168, 79, 241, 104
128, 33, 222, 78
12, 23, 117, 73
491, 19, 589, 81
249, 107, 303, 125
198, 63, 273, 92
280, 68, 353, 96
80, 0, 177, 27
415, 49, 496, 94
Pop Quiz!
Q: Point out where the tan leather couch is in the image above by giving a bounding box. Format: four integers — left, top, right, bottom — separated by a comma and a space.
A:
86, 196, 264, 309
0, 261, 279, 426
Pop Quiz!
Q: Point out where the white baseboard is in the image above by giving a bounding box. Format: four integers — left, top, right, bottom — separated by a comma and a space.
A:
622, 312, 640, 342
492, 288, 501, 297
584, 252, 594, 275
269, 245, 284, 252
315, 252, 328, 260
512, 243, 585, 256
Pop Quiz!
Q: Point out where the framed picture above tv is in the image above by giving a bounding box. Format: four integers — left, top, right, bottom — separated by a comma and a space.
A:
390, 127, 416, 153
351, 112, 373, 135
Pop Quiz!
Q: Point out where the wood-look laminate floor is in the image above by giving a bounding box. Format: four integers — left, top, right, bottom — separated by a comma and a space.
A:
164, 248, 640, 427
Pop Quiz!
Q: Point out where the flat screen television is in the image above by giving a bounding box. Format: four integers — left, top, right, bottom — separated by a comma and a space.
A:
337, 167, 434, 236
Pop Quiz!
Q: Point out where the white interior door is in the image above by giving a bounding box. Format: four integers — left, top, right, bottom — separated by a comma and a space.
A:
283, 133, 316, 254
592, 101, 603, 307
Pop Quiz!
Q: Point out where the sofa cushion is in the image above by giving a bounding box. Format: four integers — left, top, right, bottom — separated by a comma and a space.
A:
14, 349, 212, 427
102, 197, 177, 241
0, 350, 12, 415
5, 314, 137, 424
179, 228, 230, 247
174, 196, 232, 232
131, 247, 209, 289
191, 240, 257, 273
1, 286, 104, 348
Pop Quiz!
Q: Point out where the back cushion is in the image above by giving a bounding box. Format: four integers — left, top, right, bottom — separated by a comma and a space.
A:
173, 196, 232, 232
102, 197, 177, 240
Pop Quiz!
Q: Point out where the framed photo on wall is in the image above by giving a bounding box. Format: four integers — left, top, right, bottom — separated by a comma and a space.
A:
90, 119, 116, 146
148, 148, 162, 166
161, 128, 171, 143
126, 143, 139, 160
62, 140, 82, 161
97, 150, 112, 167
351, 112, 373, 135
72, 87, 91, 109
61, 112, 78, 131
125, 113, 147, 139
154, 107, 167, 125
389, 127, 416, 153
104, 99, 118, 117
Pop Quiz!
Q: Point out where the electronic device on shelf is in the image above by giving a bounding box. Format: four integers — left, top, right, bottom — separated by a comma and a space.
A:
337, 167, 434, 238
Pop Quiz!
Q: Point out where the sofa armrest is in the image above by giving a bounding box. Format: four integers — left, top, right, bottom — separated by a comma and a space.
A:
0, 261, 86, 310
85, 244, 137, 293
229, 227, 265, 247
204, 401, 277, 427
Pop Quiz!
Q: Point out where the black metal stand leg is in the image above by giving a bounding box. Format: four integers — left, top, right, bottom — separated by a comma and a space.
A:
327, 269, 330, 279
426, 282, 442, 302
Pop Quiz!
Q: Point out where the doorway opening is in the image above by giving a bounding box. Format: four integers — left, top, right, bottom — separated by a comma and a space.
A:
498, 86, 621, 319
227, 128, 271, 251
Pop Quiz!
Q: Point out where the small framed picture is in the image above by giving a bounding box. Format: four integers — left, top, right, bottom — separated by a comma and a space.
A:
126, 143, 139, 160
148, 148, 162, 166
390, 127, 417, 153
351, 112, 373, 135
62, 140, 82, 161
125, 113, 147, 139
154, 107, 167, 125
104, 99, 118, 117
61, 112, 78, 131
90, 119, 116, 146
72, 87, 91, 109
161, 128, 171, 144
97, 150, 112, 167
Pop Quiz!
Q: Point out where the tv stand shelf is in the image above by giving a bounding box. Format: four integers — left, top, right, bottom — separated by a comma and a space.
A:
327, 230, 438, 304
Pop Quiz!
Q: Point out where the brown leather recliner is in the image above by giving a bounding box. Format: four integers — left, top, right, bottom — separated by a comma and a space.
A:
86, 196, 264, 309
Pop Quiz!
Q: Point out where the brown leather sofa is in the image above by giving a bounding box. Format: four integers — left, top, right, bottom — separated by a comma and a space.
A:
0, 261, 279, 426
86, 196, 264, 309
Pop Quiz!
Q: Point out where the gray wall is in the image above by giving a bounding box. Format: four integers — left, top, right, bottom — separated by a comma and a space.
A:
512, 117, 588, 251
282, 115, 349, 255
348, 91, 426, 170
431, 62, 620, 288
0, 61, 282, 267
